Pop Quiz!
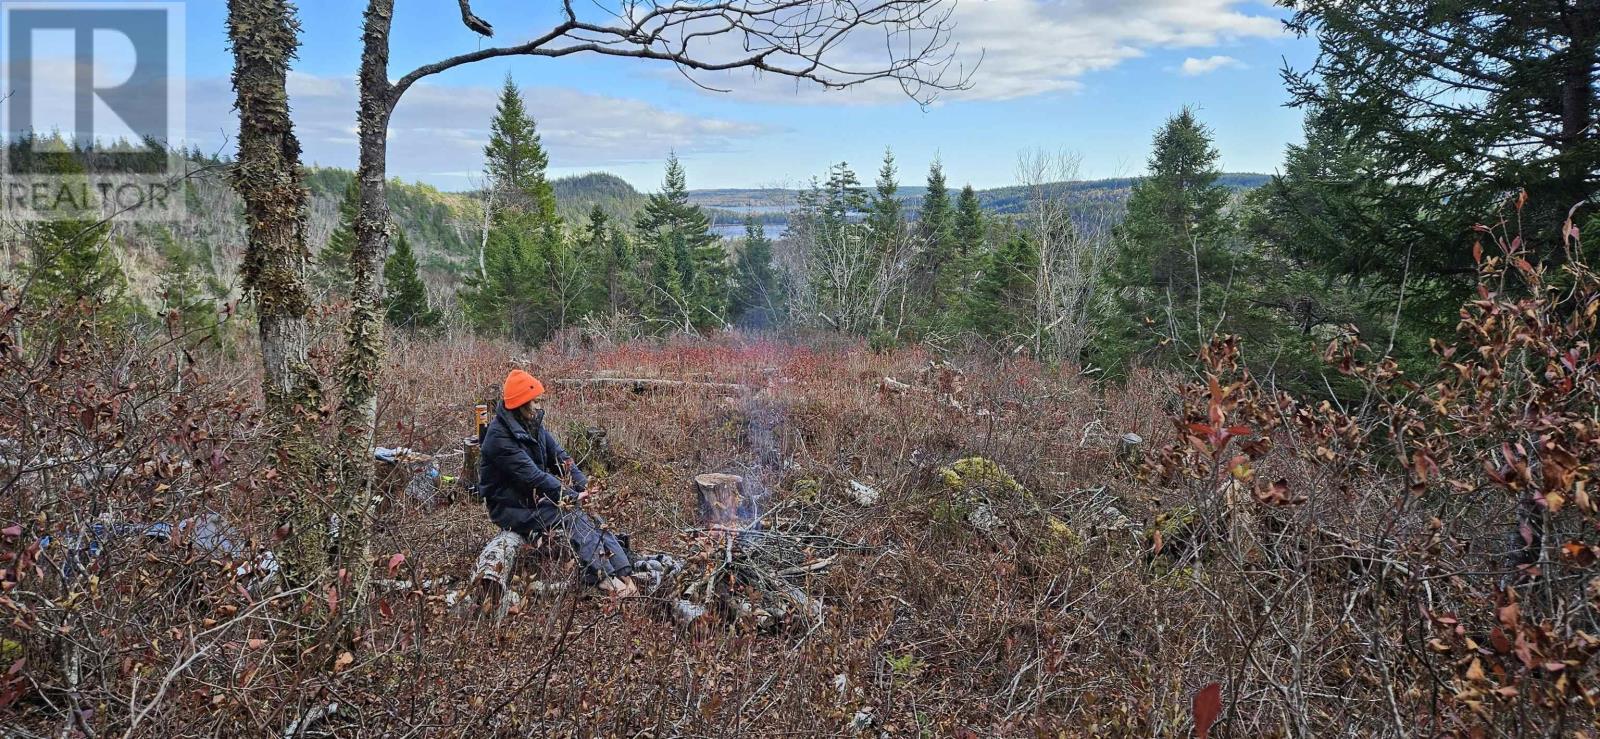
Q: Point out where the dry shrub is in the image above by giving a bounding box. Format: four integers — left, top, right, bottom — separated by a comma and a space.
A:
6, 202, 1596, 736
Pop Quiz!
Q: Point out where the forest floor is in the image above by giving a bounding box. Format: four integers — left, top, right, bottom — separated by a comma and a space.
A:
356, 333, 1195, 735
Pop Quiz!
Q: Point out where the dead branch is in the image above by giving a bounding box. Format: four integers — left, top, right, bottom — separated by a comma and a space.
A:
552, 377, 747, 392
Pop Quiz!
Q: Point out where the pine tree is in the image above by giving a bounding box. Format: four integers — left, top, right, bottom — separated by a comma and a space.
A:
1102, 107, 1234, 368
483, 74, 558, 222
636, 154, 725, 329
731, 217, 779, 328
383, 229, 440, 330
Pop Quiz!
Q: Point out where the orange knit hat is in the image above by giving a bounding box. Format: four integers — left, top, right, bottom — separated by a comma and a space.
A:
502, 369, 545, 409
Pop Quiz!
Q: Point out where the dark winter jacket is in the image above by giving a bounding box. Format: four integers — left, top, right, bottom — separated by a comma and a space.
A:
479, 404, 588, 535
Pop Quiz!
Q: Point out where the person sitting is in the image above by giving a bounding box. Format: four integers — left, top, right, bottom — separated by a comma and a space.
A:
479, 369, 637, 597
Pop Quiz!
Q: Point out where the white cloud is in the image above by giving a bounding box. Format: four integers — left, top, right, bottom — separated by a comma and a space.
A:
1180, 55, 1246, 76
653, 0, 1283, 103
182, 73, 773, 185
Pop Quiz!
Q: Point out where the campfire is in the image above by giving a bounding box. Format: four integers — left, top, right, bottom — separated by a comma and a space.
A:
672, 472, 831, 632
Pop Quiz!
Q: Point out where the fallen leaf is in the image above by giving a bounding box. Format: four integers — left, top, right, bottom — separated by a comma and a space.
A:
387, 553, 406, 577
334, 651, 353, 673
1193, 682, 1222, 739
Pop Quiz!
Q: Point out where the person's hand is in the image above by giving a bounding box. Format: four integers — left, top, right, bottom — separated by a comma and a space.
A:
576, 489, 590, 503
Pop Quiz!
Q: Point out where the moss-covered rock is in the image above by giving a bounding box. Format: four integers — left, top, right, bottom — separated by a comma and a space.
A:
937, 456, 1078, 552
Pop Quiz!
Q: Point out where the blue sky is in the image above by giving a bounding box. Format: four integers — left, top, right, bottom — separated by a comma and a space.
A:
172, 0, 1316, 192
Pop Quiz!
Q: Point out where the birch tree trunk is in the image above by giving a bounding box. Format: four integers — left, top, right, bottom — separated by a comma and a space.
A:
226, 0, 330, 589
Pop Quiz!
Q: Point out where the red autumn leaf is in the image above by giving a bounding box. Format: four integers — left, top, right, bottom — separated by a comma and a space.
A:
378, 599, 394, 620
1192, 682, 1222, 739
326, 585, 339, 615
1498, 601, 1520, 628
387, 553, 406, 577
1, 525, 20, 538
1472, 240, 1483, 264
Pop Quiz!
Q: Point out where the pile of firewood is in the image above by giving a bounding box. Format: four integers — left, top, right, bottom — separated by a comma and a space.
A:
670, 473, 836, 633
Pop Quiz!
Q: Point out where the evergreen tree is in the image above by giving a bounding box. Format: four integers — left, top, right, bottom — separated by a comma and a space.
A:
731, 217, 779, 328
1284, 1, 1599, 279
1102, 108, 1234, 368
867, 149, 906, 256
317, 177, 359, 292
462, 76, 571, 343
579, 205, 613, 310
383, 229, 441, 330
155, 226, 224, 339
605, 227, 641, 314
794, 163, 877, 333
461, 209, 558, 344
26, 218, 123, 314
636, 154, 725, 329
968, 230, 1039, 344
483, 74, 558, 222
954, 184, 986, 290
912, 160, 959, 332
866, 149, 909, 339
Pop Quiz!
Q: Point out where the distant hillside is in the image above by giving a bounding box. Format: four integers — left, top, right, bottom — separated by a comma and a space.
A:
552, 172, 649, 226
84, 164, 481, 308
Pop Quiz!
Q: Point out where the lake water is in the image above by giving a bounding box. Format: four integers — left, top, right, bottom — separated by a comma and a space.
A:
711, 221, 789, 240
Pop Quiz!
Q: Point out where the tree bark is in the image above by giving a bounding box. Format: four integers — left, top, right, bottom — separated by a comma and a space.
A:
329, 0, 399, 608
226, 0, 329, 589
695, 473, 757, 529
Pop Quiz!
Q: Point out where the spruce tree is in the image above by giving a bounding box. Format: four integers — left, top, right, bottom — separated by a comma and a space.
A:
463, 75, 567, 342
1284, 1, 1599, 278
318, 177, 359, 291
155, 226, 222, 339
483, 74, 558, 222
968, 230, 1038, 344
954, 184, 986, 290
731, 217, 779, 328
383, 229, 440, 330
636, 154, 724, 328
912, 160, 958, 332
867, 149, 906, 256
26, 218, 123, 314
1102, 108, 1234, 368
866, 149, 908, 338
580, 205, 612, 309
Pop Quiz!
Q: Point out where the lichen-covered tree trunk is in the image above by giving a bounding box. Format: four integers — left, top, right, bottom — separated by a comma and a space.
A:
328, 0, 398, 605
227, 0, 329, 588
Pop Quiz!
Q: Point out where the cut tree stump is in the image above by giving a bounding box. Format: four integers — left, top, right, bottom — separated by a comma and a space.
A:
695, 473, 758, 530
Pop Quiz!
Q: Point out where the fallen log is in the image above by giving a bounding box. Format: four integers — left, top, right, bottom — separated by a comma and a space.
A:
552, 377, 746, 392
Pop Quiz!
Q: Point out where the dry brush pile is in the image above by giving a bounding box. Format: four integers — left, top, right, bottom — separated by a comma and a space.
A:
3, 205, 1598, 736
